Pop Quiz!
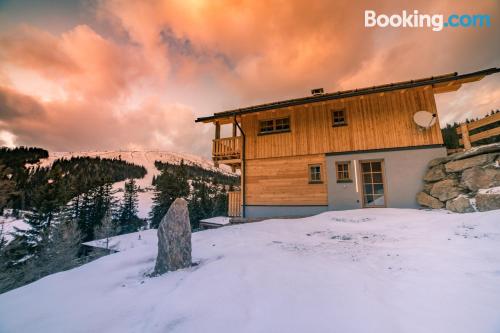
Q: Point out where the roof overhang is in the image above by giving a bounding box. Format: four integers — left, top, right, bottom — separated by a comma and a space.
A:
195, 67, 500, 123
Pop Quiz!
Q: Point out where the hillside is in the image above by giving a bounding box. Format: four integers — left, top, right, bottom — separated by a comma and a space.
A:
1, 209, 499, 333
37, 151, 234, 189
36, 151, 236, 218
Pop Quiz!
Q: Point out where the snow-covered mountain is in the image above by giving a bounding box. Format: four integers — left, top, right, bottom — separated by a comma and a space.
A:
38, 151, 233, 189
36, 151, 235, 218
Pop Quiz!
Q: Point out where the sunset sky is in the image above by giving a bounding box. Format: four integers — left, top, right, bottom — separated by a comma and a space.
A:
0, 0, 498, 156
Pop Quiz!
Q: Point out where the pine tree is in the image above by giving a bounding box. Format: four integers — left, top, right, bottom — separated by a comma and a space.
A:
0, 164, 16, 215
118, 179, 142, 233
94, 210, 118, 249
40, 218, 82, 273
150, 163, 189, 228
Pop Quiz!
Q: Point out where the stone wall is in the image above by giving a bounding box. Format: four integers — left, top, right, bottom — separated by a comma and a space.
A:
417, 143, 500, 213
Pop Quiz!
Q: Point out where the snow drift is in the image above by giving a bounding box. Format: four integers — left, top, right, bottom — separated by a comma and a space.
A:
0, 208, 499, 333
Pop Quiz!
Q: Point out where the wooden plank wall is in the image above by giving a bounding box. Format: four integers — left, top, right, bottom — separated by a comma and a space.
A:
245, 154, 327, 205
241, 87, 443, 160
228, 191, 241, 217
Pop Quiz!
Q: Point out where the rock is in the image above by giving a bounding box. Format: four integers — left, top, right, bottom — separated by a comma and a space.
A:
444, 153, 497, 173
154, 198, 192, 275
428, 157, 448, 168
446, 196, 475, 213
430, 178, 464, 201
422, 182, 434, 194
461, 166, 500, 192
475, 190, 500, 212
448, 142, 500, 161
416, 192, 444, 209
423, 164, 446, 182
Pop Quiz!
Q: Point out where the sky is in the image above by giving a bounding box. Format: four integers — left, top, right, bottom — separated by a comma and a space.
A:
0, 0, 498, 157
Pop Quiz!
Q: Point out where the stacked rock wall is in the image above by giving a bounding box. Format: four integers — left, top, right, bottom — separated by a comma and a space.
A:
417, 143, 500, 212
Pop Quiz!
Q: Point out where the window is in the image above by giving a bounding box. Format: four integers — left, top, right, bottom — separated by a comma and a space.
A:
332, 109, 347, 126
336, 161, 351, 182
309, 164, 322, 183
259, 117, 290, 134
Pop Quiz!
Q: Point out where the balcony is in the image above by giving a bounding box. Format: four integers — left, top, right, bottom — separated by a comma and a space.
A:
212, 136, 242, 167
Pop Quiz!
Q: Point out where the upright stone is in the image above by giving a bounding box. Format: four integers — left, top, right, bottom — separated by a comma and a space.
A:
154, 198, 192, 275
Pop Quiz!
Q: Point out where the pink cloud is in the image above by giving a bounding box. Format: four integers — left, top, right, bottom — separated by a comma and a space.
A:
0, 0, 498, 155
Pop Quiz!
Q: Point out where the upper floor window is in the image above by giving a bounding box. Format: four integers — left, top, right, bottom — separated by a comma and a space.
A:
332, 109, 347, 126
309, 164, 322, 183
259, 117, 290, 134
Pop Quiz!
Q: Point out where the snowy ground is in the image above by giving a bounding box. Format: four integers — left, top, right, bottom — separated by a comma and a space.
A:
1, 208, 500, 333
0, 214, 29, 242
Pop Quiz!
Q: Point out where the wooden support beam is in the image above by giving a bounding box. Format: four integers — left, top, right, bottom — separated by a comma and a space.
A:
215, 121, 220, 140
232, 122, 237, 137
460, 123, 472, 150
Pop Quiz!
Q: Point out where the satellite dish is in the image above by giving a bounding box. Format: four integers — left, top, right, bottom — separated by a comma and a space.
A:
413, 111, 437, 129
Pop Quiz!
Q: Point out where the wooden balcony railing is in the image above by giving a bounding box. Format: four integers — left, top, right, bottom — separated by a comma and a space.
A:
228, 191, 241, 217
212, 136, 242, 161
457, 112, 500, 149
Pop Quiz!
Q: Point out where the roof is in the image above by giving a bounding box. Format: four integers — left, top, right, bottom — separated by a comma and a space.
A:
195, 67, 500, 123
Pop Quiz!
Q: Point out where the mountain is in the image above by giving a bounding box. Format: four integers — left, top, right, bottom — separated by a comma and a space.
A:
36, 151, 235, 218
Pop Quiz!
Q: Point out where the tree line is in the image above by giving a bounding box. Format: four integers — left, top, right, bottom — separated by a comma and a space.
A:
150, 160, 239, 229
0, 148, 146, 293
0, 149, 239, 293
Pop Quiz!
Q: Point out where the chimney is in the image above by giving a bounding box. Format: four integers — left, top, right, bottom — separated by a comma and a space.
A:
311, 88, 324, 96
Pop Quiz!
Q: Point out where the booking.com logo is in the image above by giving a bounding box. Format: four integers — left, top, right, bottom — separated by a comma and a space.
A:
365, 10, 491, 32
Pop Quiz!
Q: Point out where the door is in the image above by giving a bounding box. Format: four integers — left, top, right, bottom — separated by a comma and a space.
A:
360, 160, 386, 208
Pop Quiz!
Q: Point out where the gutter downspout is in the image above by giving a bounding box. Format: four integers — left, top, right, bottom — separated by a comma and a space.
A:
234, 116, 246, 218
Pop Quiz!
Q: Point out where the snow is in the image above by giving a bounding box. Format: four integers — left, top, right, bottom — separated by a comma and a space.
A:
200, 216, 231, 226
34, 151, 236, 219
83, 229, 157, 252
1, 208, 500, 333
478, 186, 500, 195
0, 215, 29, 242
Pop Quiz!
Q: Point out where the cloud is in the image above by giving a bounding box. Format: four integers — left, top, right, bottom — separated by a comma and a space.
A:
0, 0, 498, 155
0, 86, 209, 153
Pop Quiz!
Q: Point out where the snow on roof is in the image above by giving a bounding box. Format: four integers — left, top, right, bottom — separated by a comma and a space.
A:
199, 216, 231, 226
83, 229, 157, 252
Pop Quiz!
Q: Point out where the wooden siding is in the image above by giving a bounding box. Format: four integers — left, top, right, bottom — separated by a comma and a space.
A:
245, 154, 327, 205
241, 87, 443, 160
228, 191, 241, 217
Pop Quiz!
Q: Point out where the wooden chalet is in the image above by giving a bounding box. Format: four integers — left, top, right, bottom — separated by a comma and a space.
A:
195, 68, 500, 218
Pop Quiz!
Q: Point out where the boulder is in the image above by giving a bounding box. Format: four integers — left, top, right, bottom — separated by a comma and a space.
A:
154, 198, 192, 275
446, 196, 475, 213
461, 166, 500, 192
423, 164, 446, 182
448, 142, 500, 161
475, 189, 500, 212
430, 178, 464, 202
422, 182, 434, 194
427, 157, 448, 168
444, 153, 497, 173
416, 192, 444, 209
